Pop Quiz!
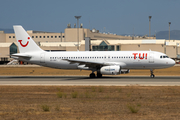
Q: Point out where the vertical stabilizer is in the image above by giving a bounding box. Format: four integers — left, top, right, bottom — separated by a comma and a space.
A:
13, 25, 43, 53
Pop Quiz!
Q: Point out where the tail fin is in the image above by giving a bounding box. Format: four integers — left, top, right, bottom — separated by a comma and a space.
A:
13, 25, 43, 53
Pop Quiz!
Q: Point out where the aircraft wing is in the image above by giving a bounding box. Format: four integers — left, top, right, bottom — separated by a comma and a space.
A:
63, 59, 126, 68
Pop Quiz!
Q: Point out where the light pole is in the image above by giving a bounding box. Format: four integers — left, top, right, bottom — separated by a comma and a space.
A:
169, 22, 171, 41
74, 16, 81, 51
149, 16, 152, 39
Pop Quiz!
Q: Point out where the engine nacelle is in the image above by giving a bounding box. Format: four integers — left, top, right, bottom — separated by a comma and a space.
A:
121, 69, 130, 74
100, 66, 121, 75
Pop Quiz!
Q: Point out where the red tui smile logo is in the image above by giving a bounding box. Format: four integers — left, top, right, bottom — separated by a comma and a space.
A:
18, 37, 30, 47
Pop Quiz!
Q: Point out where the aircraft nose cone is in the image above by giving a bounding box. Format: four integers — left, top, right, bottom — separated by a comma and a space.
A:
169, 59, 175, 66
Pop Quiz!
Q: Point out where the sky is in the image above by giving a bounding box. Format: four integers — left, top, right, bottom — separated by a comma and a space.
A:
0, 0, 180, 35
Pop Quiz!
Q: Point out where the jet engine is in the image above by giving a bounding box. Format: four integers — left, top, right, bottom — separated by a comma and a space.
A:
100, 66, 121, 75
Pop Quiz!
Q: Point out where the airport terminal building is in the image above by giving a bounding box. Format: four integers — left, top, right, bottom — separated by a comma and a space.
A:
0, 26, 179, 64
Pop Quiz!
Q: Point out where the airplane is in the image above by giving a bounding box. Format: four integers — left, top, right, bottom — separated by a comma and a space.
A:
11, 25, 175, 78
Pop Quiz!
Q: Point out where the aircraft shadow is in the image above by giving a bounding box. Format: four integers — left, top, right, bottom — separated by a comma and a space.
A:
0, 76, 180, 81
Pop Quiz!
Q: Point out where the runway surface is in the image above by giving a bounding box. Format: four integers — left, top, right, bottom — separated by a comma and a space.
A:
0, 76, 180, 86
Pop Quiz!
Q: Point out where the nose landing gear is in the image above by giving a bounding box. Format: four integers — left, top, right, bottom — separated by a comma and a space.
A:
150, 69, 155, 78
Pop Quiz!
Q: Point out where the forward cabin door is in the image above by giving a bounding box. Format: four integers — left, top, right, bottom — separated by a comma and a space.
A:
149, 52, 154, 63
40, 53, 45, 63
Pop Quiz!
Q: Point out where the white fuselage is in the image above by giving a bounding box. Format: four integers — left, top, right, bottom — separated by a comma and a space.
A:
17, 51, 175, 70
12, 25, 175, 77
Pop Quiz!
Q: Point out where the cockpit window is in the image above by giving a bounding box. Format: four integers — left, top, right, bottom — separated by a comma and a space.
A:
160, 55, 169, 58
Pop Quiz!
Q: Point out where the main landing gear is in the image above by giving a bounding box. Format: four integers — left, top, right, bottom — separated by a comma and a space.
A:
97, 72, 102, 78
150, 69, 155, 78
89, 73, 96, 78
89, 72, 102, 78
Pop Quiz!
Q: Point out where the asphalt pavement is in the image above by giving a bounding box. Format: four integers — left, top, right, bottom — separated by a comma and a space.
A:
0, 76, 180, 86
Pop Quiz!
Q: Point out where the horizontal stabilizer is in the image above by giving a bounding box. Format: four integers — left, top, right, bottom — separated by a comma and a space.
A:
10, 53, 31, 58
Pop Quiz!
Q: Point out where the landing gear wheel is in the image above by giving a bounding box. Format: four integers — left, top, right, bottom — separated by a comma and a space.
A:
150, 69, 155, 78
150, 74, 155, 78
89, 73, 96, 78
97, 72, 102, 78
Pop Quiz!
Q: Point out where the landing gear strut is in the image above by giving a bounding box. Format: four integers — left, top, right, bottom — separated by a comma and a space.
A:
89, 72, 96, 78
150, 69, 155, 78
97, 72, 102, 78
